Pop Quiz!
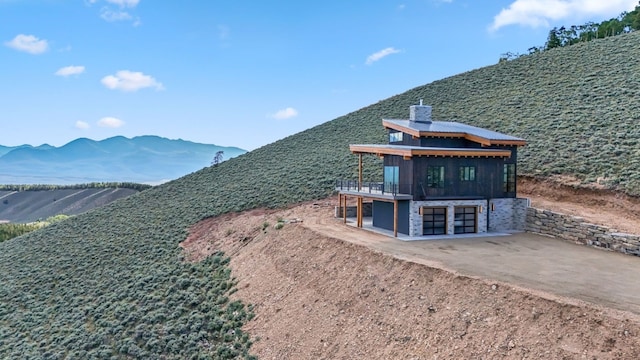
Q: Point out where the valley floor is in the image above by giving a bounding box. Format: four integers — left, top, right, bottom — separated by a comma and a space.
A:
181, 180, 640, 359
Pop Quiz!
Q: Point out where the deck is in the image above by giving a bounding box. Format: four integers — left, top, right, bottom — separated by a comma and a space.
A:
335, 180, 413, 200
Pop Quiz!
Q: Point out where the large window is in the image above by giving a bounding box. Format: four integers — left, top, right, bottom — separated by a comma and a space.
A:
459, 166, 476, 181
426, 166, 445, 188
389, 131, 403, 143
504, 164, 516, 192
383, 166, 399, 193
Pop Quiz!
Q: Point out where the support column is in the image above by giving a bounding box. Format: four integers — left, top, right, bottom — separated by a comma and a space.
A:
358, 153, 363, 190
393, 199, 398, 237
342, 194, 347, 224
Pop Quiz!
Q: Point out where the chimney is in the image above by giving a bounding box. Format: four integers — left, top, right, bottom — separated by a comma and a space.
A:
409, 99, 432, 123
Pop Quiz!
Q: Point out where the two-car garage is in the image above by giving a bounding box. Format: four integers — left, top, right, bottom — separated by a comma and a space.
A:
422, 206, 478, 235
372, 200, 480, 237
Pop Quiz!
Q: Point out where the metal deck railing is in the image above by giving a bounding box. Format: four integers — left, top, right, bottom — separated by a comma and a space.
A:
334, 180, 412, 196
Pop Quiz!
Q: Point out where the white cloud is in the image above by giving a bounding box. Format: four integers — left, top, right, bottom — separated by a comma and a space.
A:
97, 117, 125, 128
100, 7, 132, 21
101, 70, 164, 92
490, 0, 637, 31
55, 65, 86, 77
4, 34, 49, 54
75, 121, 90, 130
365, 47, 401, 65
269, 107, 299, 120
218, 24, 230, 40
106, 0, 139, 7
94, 1, 140, 24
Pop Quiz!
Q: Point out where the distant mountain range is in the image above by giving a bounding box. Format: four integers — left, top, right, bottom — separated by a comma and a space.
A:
0, 136, 246, 184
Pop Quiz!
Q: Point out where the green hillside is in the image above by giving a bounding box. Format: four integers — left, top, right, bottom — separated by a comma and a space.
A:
2, 31, 640, 358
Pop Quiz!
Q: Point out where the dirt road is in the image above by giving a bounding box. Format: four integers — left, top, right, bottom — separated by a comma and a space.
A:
302, 204, 640, 316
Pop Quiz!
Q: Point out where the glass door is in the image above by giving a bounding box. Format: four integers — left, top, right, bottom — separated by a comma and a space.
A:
383, 166, 399, 194
454, 206, 477, 234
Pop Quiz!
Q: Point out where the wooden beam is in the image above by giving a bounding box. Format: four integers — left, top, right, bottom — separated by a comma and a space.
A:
350, 144, 512, 158
358, 153, 363, 191
382, 120, 421, 138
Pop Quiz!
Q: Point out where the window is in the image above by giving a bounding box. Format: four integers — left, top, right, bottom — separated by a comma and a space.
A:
426, 166, 444, 188
504, 163, 516, 192
389, 131, 403, 143
383, 166, 399, 193
459, 166, 476, 181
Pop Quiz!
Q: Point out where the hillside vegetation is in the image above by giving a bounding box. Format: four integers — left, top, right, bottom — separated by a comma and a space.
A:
1, 31, 640, 358
0, 186, 142, 223
0, 215, 69, 242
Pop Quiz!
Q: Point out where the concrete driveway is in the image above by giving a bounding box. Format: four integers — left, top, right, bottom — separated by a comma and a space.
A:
304, 216, 640, 315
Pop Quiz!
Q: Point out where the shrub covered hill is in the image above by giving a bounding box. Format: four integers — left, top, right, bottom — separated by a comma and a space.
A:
1, 31, 639, 358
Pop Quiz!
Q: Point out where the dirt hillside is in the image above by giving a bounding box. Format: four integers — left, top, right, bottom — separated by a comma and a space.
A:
519, 177, 640, 235
181, 179, 640, 359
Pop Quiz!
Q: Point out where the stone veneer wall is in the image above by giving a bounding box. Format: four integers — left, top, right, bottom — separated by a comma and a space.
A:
488, 198, 529, 232
526, 207, 640, 256
334, 203, 373, 218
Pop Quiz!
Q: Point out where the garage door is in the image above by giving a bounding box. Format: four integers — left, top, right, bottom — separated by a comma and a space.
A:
454, 206, 477, 234
423, 207, 447, 235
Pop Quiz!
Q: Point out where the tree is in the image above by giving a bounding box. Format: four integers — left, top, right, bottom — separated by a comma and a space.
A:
545, 27, 562, 50
212, 151, 224, 167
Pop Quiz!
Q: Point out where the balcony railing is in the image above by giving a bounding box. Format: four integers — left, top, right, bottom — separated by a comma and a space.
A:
335, 180, 412, 196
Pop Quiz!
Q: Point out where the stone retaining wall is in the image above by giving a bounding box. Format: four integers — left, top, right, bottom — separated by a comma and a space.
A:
526, 207, 640, 256
334, 203, 372, 218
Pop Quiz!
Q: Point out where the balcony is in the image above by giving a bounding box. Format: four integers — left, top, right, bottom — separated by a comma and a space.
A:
334, 180, 413, 200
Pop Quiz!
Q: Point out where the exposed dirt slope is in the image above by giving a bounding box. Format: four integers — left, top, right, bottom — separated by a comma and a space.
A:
182, 183, 640, 359
519, 177, 640, 234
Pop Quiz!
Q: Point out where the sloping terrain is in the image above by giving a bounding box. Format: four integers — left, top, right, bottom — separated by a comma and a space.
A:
0, 188, 138, 223
0, 135, 246, 184
2, 31, 640, 358
182, 201, 640, 359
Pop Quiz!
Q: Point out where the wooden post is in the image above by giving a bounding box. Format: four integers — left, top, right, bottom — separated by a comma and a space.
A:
343, 194, 347, 224
358, 153, 363, 191
393, 200, 398, 237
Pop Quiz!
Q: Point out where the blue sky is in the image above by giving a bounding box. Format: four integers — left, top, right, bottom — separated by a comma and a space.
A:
1, 0, 637, 150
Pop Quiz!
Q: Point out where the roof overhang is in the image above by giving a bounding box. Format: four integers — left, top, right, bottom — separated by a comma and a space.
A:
349, 144, 512, 159
382, 120, 527, 147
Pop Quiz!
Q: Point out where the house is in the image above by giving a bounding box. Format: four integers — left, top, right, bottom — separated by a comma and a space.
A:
336, 102, 528, 237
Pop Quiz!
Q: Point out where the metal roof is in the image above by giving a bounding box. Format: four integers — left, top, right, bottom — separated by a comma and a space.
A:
383, 119, 525, 143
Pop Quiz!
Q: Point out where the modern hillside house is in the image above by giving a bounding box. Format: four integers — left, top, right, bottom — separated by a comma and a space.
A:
336, 102, 528, 237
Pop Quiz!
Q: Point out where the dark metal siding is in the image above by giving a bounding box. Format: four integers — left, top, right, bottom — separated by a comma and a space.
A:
420, 137, 479, 148
382, 137, 519, 199
383, 155, 413, 195
388, 129, 420, 146
372, 200, 410, 235
411, 157, 506, 200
